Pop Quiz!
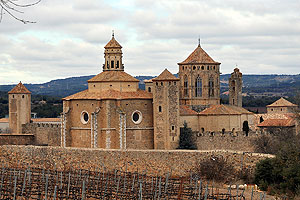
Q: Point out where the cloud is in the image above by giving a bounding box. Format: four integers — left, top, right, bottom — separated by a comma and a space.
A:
0, 0, 299, 84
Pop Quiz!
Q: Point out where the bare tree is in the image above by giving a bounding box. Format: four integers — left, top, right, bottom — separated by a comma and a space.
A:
0, 0, 41, 24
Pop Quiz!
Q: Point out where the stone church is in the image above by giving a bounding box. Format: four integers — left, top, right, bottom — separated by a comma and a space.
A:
1, 34, 254, 149
60, 35, 253, 150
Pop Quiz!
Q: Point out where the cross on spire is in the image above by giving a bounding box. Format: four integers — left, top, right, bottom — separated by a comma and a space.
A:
112, 30, 114, 37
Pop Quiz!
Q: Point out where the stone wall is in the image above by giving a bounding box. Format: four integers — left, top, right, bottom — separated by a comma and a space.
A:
0, 145, 273, 177
0, 135, 34, 145
195, 132, 256, 152
22, 123, 61, 146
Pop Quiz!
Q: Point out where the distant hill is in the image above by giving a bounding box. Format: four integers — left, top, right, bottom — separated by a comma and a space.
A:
0, 74, 299, 97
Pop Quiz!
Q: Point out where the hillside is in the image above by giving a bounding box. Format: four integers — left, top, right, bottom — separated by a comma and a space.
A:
0, 74, 299, 97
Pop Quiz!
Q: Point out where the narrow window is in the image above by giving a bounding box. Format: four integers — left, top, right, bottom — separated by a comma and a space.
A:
209, 77, 214, 97
22, 95, 24, 98
172, 126, 175, 130
201, 66, 204, 70
161, 82, 163, 86
184, 75, 188, 97
159, 106, 162, 112
107, 61, 109, 68
195, 76, 202, 97
116, 61, 119, 68
111, 60, 114, 68
148, 87, 151, 92
193, 66, 196, 70
207, 66, 209, 70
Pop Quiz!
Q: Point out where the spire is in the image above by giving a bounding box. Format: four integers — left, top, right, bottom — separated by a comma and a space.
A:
112, 30, 114, 37
198, 36, 201, 47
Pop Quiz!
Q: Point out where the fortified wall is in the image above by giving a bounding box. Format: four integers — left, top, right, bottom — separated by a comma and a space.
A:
195, 132, 256, 152
0, 145, 273, 177
22, 123, 61, 146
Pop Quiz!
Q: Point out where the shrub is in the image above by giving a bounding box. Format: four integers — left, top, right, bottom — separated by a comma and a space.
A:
194, 156, 235, 182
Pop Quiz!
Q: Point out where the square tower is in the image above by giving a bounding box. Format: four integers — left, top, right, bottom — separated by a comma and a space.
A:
8, 82, 31, 134
153, 69, 180, 150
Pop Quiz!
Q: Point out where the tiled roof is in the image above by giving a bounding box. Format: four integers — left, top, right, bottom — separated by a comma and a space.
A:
258, 118, 295, 127
179, 45, 220, 65
144, 79, 153, 83
63, 89, 153, 100
88, 71, 139, 82
267, 97, 298, 107
8, 82, 31, 94
199, 104, 252, 115
152, 69, 179, 81
180, 105, 198, 115
32, 118, 61, 122
104, 36, 122, 48
0, 118, 9, 123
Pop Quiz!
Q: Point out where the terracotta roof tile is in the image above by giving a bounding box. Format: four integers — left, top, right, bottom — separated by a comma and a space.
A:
8, 82, 31, 94
152, 69, 179, 81
258, 118, 295, 127
32, 118, 60, 122
179, 45, 220, 65
144, 79, 153, 83
180, 105, 198, 115
104, 36, 122, 48
0, 118, 9, 123
267, 97, 298, 107
63, 89, 153, 100
199, 104, 252, 115
88, 71, 139, 82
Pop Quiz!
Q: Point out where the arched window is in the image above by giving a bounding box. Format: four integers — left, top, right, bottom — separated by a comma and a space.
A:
195, 76, 202, 97
184, 76, 188, 97
116, 61, 120, 68
209, 77, 214, 97
148, 87, 151, 92
111, 60, 114, 68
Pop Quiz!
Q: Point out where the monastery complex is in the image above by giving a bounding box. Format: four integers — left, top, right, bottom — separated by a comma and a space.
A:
1, 35, 298, 150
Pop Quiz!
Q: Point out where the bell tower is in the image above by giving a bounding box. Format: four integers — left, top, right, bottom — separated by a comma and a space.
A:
229, 68, 243, 107
103, 32, 124, 71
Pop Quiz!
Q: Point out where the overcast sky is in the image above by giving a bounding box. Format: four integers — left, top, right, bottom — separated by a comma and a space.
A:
0, 0, 299, 84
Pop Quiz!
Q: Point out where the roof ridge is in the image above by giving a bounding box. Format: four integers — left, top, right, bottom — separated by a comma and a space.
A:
179, 45, 220, 65
8, 82, 31, 94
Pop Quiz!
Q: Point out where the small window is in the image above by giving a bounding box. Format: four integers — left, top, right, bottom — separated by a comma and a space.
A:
207, 66, 209, 70
213, 66, 216, 70
159, 106, 162, 112
156, 82, 158, 86
161, 82, 163, 86
111, 60, 114, 68
128, 85, 130, 87
174, 82, 176, 85
110, 85, 112, 87
81, 111, 89, 124
182, 66, 184, 70
94, 85, 95, 87
76, 104, 79, 107
201, 66, 204, 70
172, 126, 175, 130
22, 95, 24, 98
169, 82, 171, 85
193, 66, 196, 70
12, 95, 14, 98
148, 87, 151, 92
132, 110, 142, 124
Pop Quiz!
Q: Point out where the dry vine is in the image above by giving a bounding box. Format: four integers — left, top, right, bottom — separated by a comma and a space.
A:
0, 0, 41, 24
